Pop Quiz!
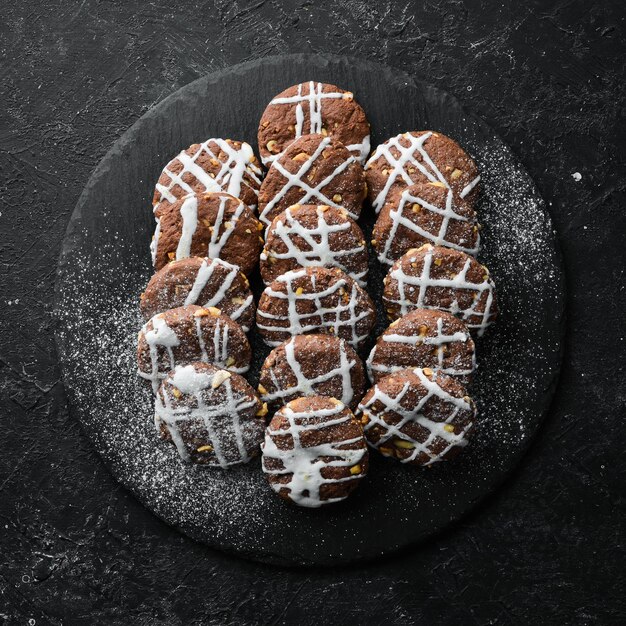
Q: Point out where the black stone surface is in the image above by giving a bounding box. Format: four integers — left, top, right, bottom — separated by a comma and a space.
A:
0, 0, 624, 622
54, 53, 563, 566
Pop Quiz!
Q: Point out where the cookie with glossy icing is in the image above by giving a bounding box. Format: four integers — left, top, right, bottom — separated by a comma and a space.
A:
155, 362, 265, 466
256, 266, 376, 350
383, 244, 498, 336
357, 367, 477, 467
367, 309, 476, 385
152, 138, 263, 216
257, 134, 367, 227
258, 334, 366, 412
140, 257, 255, 332
150, 192, 262, 275
258, 81, 370, 167
137, 304, 251, 392
365, 131, 480, 213
260, 204, 368, 286
262, 396, 369, 507
373, 182, 480, 266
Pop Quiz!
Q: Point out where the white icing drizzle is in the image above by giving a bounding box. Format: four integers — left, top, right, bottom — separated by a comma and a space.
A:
261, 205, 368, 286
155, 364, 259, 466
262, 336, 357, 407
184, 258, 254, 332
261, 401, 367, 507
150, 217, 161, 266
378, 187, 480, 266
358, 368, 473, 466
256, 268, 374, 348
366, 131, 481, 213
460, 175, 481, 198
205, 195, 247, 260
176, 195, 199, 259
138, 311, 249, 393
367, 315, 476, 381
259, 136, 359, 226
263, 81, 370, 165
386, 247, 496, 336
154, 139, 263, 211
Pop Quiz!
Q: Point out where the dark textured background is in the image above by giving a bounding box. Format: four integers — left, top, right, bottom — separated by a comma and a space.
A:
0, 1, 624, 623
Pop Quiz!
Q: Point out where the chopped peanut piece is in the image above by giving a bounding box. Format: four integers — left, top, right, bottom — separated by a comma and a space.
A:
211, 370, 232, 388
395, 439, 415, 449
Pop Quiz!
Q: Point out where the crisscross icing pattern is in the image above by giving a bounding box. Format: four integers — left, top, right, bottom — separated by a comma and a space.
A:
367, 315, 476, 381
377, 186, 480, 265
262, 401, 367, 507
154, 138, 263, 211
155, 365, 260, 466
386, 246, 496, 336
259, 136, 359, 226
263, 81, 370, 165
262, 205, 368, 285
261, 336, 359, 407
358, 368, 473, 466
257, 268, 374, 349
367, 131, 481, 213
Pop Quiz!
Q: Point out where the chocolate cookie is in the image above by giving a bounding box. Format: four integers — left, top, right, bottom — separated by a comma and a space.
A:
365, 131, 480, 213
260, 204, 369, 286
140, 257, 255, 332
262, 396, 369, 507
256, 266, 376, 350
155, 362, 265, 466
258, 334, 366, 412
357, 367, 477, 467
152, 138, 263, 216
137, 305, 251, 392
150, 192, 262, 275
383, 244, 498, 336
258, 81, 370, 167
373, 182, 480, 266
367, 309, 476, 385
257, 134, 367, 227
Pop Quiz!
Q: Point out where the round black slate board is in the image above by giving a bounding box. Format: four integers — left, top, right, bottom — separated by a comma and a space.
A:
54, 53, 564, 566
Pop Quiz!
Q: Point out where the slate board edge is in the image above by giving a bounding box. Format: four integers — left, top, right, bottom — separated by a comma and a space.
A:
52, 52, 566, 567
